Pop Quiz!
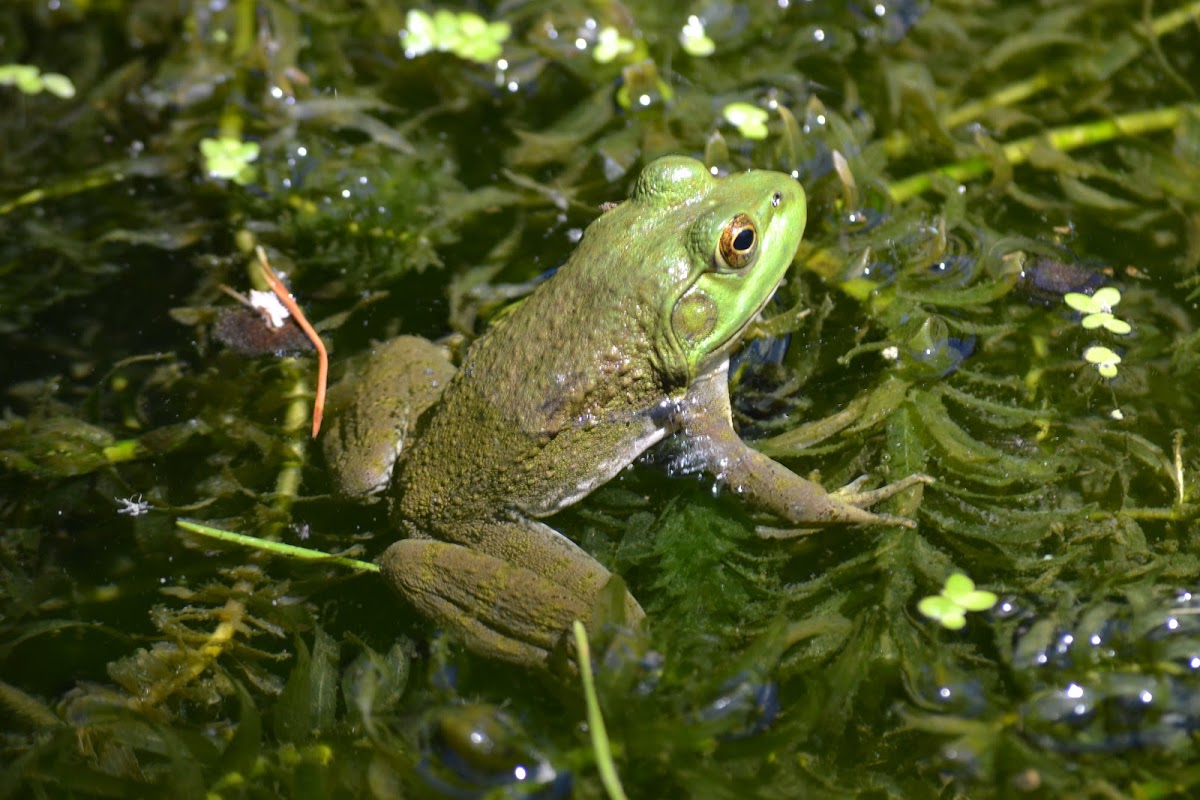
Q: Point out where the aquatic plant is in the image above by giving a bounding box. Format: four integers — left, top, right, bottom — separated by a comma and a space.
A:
3, 1, 1200, 797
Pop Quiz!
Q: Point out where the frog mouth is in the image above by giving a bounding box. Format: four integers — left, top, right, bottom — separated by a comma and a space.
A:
691, 277, 788, 378
734, 276, 789, 346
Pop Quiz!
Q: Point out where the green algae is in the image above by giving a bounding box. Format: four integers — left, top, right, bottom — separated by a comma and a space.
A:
3, 1, 1200, 797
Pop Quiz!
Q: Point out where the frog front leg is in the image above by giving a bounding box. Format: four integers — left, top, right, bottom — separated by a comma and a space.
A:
675, 360, 932, 533
380, 517, 645, 668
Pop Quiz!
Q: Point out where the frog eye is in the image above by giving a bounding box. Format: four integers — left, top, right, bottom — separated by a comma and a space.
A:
715, 213, 758, 271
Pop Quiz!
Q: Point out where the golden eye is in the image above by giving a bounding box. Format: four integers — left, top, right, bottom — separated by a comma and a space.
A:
716, 213, 758, 271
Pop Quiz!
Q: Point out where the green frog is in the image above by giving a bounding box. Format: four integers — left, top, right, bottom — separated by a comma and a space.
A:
323, 156, 930, 668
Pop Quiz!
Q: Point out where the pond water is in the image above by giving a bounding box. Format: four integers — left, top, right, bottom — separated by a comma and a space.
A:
3, 1, 1200, 797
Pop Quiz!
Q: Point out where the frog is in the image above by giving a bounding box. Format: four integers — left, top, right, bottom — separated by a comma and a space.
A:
323, 155, 931, 669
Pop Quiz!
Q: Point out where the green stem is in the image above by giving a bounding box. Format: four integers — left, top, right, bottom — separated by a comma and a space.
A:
232, 0, 256, 57
1147, 1, 1200, 40
573, 621, 629, 800
0, 168, 129, 216
262, 364, 312, 537
940, 0, 1200, 132
217, 0, 257, 140
887, 103, 1197, 203
176, 519, 379, 573
884, 1, 1200, 159
942, 70, 1056, 131
1100, 507, 1196, 522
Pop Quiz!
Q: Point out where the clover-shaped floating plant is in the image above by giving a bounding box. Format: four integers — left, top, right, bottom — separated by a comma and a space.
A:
592, 26, 637, 64
722, 102, 769, 140
679, 16, 715, 57
918, 574, 998, 630
1064, 286, 1132, 335
402, 9, 510, 64
1083, 345, 1122, 378
0, 64, 75, 98
199, 136, 260, 185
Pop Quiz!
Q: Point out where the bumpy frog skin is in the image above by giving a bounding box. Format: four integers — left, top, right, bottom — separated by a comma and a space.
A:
323, 156, 930, 668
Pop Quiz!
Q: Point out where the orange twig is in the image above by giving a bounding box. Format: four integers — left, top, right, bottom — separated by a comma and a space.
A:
254, 247, 328, 438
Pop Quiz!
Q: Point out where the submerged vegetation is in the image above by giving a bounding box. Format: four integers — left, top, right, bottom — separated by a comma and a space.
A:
3, 0, 1200, 796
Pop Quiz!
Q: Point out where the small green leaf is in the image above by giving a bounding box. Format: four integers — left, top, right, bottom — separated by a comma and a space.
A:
1084, 345, 1119, 363
402, 9, 436, 56
1064, 292, 1098, 313
1103, 317, 1132, 335
432, 9, 460, 46
234, 141, 260, 161
943, 579, 996, 611
594, 27, 635, 64
1066, 286, 1122, 316
199, 136, 260, 185
1084, 345, 1121, 377
957, 590, 999, 611
451, 12, 507, 62
402, 9, 509, 64
1081, 311, 1132, 333
942, 573, 977, 599
920, 573, 997, 629
39, 72, 75, 99
1092, 286, 1122, 311
486, 21, 512, 49
723, 102, 769, 140
680, 16, 715, 57
458, 11, 487, 38
0, 64, 39, 85
16, 70, 43, 94
918, 596, 967, 629
940, 611, 967, 630
918, 595, 958, 618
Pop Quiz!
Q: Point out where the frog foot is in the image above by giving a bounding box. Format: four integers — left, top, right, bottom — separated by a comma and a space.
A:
829, 472, 935, 508
754, 473, 934, 538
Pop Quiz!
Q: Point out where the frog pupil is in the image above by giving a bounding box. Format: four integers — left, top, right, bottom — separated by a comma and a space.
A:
733, 228, 754, 251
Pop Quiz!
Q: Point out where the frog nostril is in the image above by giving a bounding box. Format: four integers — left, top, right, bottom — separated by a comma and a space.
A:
771, 191, 782, 208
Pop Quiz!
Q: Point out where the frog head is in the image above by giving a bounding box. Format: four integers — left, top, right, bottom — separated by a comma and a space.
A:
620, 156, 807, 381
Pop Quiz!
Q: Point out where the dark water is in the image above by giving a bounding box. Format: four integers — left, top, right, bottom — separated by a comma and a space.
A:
3, 1, 1200, 797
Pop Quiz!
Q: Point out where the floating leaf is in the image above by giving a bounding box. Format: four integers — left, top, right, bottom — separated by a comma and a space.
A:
680, 16, 715, 57
401, 9, 509, 64
402, 9, 437, 56
942, 574, 999, 611
918, 595, 966, 630
199, 136, 260, 184
0, 64, 44, 94
919, 574, 997, 630
594, 27, 636, 64
723, 102, 768, 139
1084, 345, 1122, 377
1066, 287, 1131, 334
39, 72, 75, 99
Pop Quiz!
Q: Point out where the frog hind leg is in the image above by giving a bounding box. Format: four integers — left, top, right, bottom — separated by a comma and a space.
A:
380, 519, 644, 669
323, 336, 455, 499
